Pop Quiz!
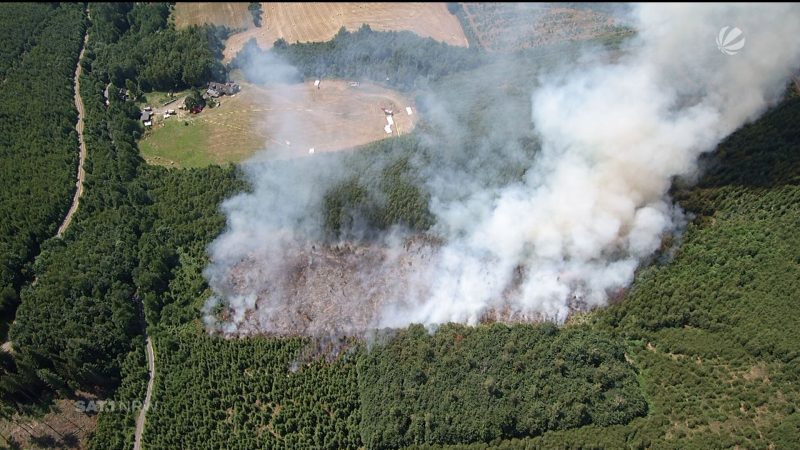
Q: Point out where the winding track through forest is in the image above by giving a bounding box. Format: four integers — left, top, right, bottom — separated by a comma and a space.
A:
56, 31, 88, 238
133, 337, 155, 450
58, 22, 159, 449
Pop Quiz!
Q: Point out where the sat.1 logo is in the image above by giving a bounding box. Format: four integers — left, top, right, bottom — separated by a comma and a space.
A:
717, 26, 745, 55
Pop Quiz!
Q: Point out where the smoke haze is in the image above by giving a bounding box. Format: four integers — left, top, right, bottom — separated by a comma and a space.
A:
204, 4, 800, 336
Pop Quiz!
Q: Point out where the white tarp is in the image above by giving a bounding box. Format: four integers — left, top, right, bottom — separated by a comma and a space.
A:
406, 107, 413, 115
386, 116, 394, 126
384, 124, 392, 134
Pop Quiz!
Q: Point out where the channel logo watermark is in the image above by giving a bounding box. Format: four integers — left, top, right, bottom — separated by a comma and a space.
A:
74, 399, 156, 413
717, 26, 745, 55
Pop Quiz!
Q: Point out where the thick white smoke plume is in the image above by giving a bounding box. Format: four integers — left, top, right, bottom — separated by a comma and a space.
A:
204, 4, 800, 335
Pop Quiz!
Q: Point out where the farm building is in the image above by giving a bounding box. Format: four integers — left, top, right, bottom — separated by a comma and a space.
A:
140, 110, 152, 122
207, 81, 241, 98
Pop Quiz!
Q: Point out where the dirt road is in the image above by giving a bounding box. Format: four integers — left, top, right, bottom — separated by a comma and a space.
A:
56, 31, 88, 238
133, 337, 155, 450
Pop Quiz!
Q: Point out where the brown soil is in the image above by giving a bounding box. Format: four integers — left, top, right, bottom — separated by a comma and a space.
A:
0, 395, 98, 450
204, 79, 417, 159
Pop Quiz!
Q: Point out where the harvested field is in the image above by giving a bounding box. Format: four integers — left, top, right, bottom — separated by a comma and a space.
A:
460, 3, 631, 52
139, 79, 417, 167
173, 2, 253, 30
173, 3, 469, 62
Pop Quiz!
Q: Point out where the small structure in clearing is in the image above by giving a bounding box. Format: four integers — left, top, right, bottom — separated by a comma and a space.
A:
207, 81, 241, 98
139, 79, 417, 167
140, 110, 152, 123
382, 106, 396, 134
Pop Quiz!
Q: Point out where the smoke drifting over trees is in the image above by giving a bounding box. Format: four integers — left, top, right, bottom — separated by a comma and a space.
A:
203, 4, 800, 337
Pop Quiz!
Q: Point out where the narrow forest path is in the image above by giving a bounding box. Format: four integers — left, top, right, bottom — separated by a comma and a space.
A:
56, 30, 89, 238
133, 336, 155, 450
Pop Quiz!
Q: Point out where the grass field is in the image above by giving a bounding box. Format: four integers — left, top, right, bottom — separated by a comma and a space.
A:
173, 3, 469, 61
139, 119, 217, 168
138, 79, 417, 167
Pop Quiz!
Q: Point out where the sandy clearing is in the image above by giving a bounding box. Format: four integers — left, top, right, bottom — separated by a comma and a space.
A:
243, 79, 417, 158
140, 79, 417, 166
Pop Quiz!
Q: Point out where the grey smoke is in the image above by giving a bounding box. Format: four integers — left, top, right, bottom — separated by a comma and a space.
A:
204, 3, 800, 335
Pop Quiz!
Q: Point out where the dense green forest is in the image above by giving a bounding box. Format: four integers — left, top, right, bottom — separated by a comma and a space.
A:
0, 3, 55, 79
320, 138, 434, 238
116, 322, 643, 449
360, 324, 646, 448
1, 1, 237, 417
1, 2, 799, 449
0, 2, 85, 358
91, 3, 227, 92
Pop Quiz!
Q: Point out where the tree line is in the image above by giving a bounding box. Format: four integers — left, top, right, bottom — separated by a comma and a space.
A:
232, 24, 484, 91
90, 3, 227, 92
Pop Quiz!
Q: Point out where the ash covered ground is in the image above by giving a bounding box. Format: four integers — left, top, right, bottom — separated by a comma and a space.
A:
216, 236, 435, 337
209, 234, 599, 338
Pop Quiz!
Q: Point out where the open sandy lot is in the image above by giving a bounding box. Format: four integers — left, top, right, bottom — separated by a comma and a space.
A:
139, 79, 417, 167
